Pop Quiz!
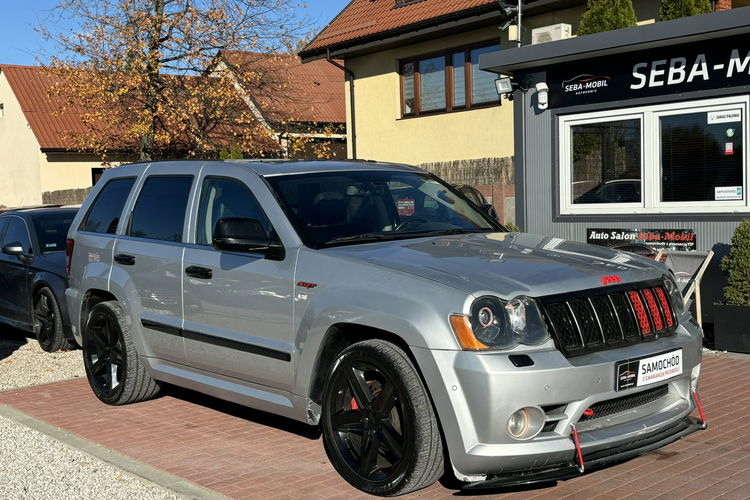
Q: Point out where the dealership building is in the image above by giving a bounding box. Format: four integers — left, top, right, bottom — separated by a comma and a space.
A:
480, 8, 750, 326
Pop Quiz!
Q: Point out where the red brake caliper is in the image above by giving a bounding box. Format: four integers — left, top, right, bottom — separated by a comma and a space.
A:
351, 397, 359, 410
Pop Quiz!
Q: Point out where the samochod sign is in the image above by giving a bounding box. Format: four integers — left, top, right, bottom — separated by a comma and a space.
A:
548, 35, 750, 108
587, 228, 696, 251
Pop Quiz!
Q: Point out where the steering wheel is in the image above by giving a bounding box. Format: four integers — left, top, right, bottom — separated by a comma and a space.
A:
395, 217, 430, 231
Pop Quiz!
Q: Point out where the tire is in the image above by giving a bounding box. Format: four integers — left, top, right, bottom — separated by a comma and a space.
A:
82, 301, 162, 405
33, 287, 71, 352
321, 339, 443, 496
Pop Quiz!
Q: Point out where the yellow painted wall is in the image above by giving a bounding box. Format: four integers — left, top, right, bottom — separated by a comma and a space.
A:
39, 153, 100, 194
0, 72, 43, 207
346, 26, 515, 165
343, 3, 656, 165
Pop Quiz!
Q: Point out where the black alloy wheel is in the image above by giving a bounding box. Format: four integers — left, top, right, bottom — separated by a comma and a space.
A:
33, 287, 68, 352
322, 340, 443, 496
83, 305, 126, 402
82, 301, 162, 405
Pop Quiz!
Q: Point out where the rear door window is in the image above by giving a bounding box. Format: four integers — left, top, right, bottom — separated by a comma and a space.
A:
32, 212, 75, 252
128, 176, 193, 242
80, 177, 136, 234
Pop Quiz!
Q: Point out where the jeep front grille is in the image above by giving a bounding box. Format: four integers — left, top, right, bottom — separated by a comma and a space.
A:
539, 280, 677, 357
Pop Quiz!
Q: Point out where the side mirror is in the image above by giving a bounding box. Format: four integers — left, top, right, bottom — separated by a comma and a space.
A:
2, 242, 25, 256
213, 218, 285, 260
480, 204, 500, 223
2, 242, 32, 264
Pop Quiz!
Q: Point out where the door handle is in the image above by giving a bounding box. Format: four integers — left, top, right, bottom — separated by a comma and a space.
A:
114, 253, 135, 265
185, 265, 212, 279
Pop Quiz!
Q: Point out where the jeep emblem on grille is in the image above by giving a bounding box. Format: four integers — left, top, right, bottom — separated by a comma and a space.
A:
601, 275, 622, 285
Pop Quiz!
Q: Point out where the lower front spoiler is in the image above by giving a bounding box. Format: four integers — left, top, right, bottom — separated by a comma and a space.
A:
463, 415, 705, 491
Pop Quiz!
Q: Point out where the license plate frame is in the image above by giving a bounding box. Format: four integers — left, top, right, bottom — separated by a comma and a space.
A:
615, 348, 683, 391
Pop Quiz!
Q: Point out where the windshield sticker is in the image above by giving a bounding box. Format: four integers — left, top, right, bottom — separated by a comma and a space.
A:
397, 198, 415, 216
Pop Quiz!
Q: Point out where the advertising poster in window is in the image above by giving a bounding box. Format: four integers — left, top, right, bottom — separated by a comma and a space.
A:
587, 228, 697, 253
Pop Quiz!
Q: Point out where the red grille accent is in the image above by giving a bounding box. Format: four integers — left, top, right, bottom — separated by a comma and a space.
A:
642, 289, 663, 331
628, 291, 651, 335
654, 287, 674, 328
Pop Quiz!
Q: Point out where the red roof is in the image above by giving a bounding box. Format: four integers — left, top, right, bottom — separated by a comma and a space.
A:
303, 0, 496, 55
222, 52, 345, 124
1, 65, 91, 150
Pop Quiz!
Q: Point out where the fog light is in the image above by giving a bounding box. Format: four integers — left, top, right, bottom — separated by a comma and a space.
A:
507, 406, 545, 440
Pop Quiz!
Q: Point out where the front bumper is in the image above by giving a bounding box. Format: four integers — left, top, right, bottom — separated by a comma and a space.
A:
463, 414, 704, 489
412, 320, 703, 482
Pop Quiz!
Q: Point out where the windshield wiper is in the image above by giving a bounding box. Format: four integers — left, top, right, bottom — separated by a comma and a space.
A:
324, 233, 392, 246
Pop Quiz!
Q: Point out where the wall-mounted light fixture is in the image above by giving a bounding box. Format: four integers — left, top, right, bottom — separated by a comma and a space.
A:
494, 77, 528, 101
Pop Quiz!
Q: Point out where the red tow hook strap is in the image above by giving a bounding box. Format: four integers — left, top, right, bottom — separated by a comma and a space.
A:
692, 391, 707, 429
571, 424, 585, 473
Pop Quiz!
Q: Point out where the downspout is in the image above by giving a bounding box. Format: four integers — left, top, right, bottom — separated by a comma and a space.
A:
326, 48, 357, 159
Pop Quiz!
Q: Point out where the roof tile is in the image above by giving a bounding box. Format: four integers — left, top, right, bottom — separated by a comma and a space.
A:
304, 0, 496, 53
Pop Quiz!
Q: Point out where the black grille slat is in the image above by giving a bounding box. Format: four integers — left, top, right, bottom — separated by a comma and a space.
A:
579, 385, 669, 422
610, 292, 641, 340
540, 280, 679, 358
591, 295, 622, 343
547, 302, 581, 350
570, 299, 603, 347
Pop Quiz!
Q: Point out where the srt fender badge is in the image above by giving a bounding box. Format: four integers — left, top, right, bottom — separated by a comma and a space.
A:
296, 281, 318, 289
601, 275, 622, 286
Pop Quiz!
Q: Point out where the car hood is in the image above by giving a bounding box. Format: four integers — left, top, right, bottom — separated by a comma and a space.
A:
324, 232, 666, 297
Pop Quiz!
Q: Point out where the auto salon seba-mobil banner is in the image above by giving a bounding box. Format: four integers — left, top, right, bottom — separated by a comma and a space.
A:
587, 228, 696, 252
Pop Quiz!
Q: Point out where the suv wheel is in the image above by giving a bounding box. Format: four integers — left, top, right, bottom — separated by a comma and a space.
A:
321, 339, 443, 496
82, 301, 162, 405
34, 287, 70, 352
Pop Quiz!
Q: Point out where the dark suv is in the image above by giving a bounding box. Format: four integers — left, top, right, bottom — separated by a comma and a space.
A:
0, 207, 77, 351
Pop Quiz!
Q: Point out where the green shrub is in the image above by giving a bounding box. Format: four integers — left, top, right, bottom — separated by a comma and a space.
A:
577, 0, 638, 36
219, 143, 244, 159
720, 219, 750, 306
504, 221, 521, 232
660, 0, 712, 21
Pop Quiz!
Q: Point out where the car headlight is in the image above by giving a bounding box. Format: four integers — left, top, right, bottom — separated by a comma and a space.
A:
450, 296, 550, 350
664, 273, 685, 317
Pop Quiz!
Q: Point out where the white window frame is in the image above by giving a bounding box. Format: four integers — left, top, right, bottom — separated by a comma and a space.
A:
559, 95, 749, 215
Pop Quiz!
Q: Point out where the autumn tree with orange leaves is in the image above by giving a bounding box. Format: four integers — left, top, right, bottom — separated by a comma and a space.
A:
40, 0, 306, 161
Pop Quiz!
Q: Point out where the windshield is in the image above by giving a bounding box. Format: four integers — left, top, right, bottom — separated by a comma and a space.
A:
265, 170, 499, 248
32, 212, 75, 253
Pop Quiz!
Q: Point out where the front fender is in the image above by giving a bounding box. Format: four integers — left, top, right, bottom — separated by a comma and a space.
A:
291, 250, 467, 399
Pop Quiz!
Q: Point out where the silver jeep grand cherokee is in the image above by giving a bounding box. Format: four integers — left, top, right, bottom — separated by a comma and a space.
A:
66, 160, 704, 496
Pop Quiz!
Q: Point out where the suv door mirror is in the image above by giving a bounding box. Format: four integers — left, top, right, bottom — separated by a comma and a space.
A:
213, 218, 285, 260
2, 242, 24, 256
2, 241, 32, 264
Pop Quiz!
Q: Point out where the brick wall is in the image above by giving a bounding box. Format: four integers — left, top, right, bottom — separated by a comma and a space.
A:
417, 156, 517, 225
715, 0, 731, 11
42, 187, 92, 205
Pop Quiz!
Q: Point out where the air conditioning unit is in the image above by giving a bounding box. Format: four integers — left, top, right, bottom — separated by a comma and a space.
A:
531, 23, 572, 45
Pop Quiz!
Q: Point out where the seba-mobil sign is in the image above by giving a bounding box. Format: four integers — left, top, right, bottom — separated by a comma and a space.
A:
547, 35, 750, 108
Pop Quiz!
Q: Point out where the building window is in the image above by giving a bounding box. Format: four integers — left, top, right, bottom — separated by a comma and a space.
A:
559, 96, 748, 214
400, 42, 500, 117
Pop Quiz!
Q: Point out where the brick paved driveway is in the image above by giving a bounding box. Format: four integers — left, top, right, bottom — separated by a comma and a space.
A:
0, 353, 748, 499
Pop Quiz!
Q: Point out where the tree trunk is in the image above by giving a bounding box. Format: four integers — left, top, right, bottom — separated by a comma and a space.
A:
139, 0, 166, 162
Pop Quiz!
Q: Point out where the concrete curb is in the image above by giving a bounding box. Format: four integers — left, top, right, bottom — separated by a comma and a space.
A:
0, 405, 227, 500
